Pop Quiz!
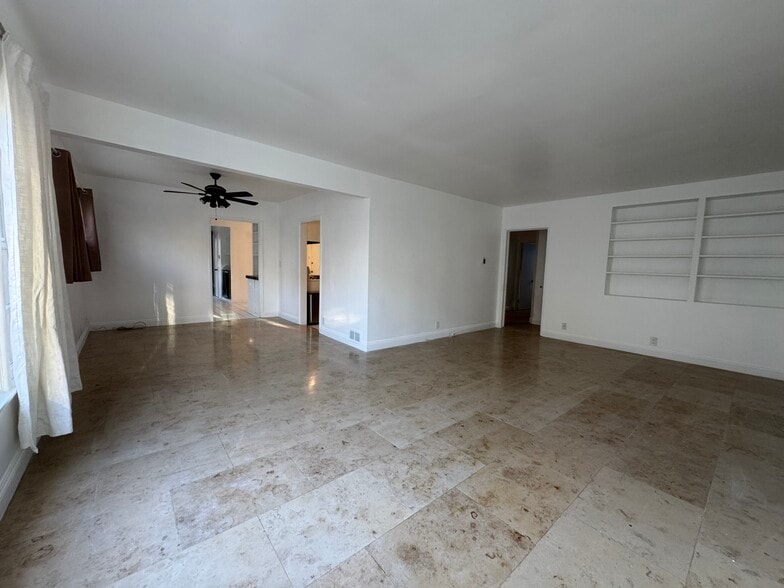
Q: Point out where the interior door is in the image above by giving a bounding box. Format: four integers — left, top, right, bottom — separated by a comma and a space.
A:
517, 242, 537, 317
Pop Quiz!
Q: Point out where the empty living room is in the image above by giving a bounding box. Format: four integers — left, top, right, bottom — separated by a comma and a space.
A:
1, 1, 783, 586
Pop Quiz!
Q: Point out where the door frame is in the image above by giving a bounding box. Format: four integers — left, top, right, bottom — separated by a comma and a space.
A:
208, 217, 262, 319
299, 217, 323, 326
498, 227, 549, 328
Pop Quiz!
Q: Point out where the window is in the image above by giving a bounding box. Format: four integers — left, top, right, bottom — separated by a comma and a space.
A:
0, 161, 13, 397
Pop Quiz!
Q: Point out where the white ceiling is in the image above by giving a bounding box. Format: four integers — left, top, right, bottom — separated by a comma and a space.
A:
6, 1, 784, 206
52, 134, 313, 203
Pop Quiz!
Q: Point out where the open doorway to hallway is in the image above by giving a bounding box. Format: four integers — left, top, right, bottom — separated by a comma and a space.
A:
302, 220, 321, 326
504, 229, 548, 329
210, 219, 259, 321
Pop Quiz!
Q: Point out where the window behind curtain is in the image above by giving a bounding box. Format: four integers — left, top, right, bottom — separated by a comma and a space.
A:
0, 152, 13, 396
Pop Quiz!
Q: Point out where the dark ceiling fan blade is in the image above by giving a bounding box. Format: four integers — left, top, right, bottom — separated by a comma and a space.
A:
181, 182, 206, 192
164, 190, 205, 195
224, 196, 258, 206
224, 191, 254, 199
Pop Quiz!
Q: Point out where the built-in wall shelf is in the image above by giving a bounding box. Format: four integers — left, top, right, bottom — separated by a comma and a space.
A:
606, 192, 784, 307
605, 199, 699, 301
695, 191, 784, 308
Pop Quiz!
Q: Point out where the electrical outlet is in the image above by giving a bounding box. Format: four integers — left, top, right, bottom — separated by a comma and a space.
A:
355, 332, 360, 342
561, 322, 567, 330
649, 336, 658, 347
435, 320, 440, 330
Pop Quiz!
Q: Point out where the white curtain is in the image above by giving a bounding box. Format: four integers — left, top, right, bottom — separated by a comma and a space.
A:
0, 35, 81, 452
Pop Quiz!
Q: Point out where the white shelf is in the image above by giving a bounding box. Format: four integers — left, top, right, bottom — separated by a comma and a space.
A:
607, 271, 690, 277
611, 216, 697, 225
608, 255, 692, 258
700, 254, 784, 258
610, 236, 695, 242
698, 274, 784, 281
702, 233, 784, 239
704, 210, 784, 219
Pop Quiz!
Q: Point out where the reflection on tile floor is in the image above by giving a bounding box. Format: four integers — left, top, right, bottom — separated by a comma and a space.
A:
0, 320, 782, 586
213, 297, 255, 321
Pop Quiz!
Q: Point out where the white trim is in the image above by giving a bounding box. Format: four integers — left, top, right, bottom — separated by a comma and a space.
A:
75, 325, 89, 354
366, 322, 496, 352
89, 314, 211, 330
278, 311, 299, 324
318, 325, 366, 351
541, 329, 784, 381
0, 446, 32, 520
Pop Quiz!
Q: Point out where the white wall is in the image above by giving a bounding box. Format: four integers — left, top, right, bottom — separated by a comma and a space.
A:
367, 191, 501, 350
500, 170, 784, 379
66, 282, 91, 351
279, 191, 369, 349
81, 174, 280, 327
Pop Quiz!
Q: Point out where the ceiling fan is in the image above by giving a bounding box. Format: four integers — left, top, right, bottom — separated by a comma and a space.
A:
164, 172, 258, 208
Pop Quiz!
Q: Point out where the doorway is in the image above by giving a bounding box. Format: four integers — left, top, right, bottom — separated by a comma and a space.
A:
504, 229, 548, 327
210, 219, 258, 321
301, 220, 321, 326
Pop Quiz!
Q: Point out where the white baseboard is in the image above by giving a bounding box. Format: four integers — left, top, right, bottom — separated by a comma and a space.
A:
0, 447, 32, 520
277, 312, 301, 324
366, 322, 496, 352
541, 329, 784, 381
318, 325, 366, 351
75, 325, 89, 354
89, 314, 212, 330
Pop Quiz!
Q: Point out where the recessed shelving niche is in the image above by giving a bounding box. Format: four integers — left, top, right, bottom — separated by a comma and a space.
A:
605, 190, 784, 308
696, 192, 784, 308
605, 199, 698, 301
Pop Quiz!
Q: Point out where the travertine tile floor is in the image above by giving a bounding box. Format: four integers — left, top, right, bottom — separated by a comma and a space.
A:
1, 319, 782, 586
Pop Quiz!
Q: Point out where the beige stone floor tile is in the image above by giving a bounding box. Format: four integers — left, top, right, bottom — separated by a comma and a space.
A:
367, 488, 531, 587
698, 453, 784, 582
367, 405, 458, 448
112, 518, 291, 587
86, 487, 182, 584
3, 321, 782, 586
686, 542, 778, 588
433, 412, 510, 447
309, 549, 398, 588
259, 468, 412, 587
94, 435, 231, 499
285, 423, 395, 485
567, 467, 703, 581
725, 425, 784, 471
501, 514, 684, 587
171, 450, 315, 547
730, 405, 784, 439
364, 435, 483, 510
458, 459, 585, 542
218, 416, 324, 466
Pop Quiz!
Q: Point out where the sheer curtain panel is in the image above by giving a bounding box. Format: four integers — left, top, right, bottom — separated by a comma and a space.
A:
0, 36, 81, 451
